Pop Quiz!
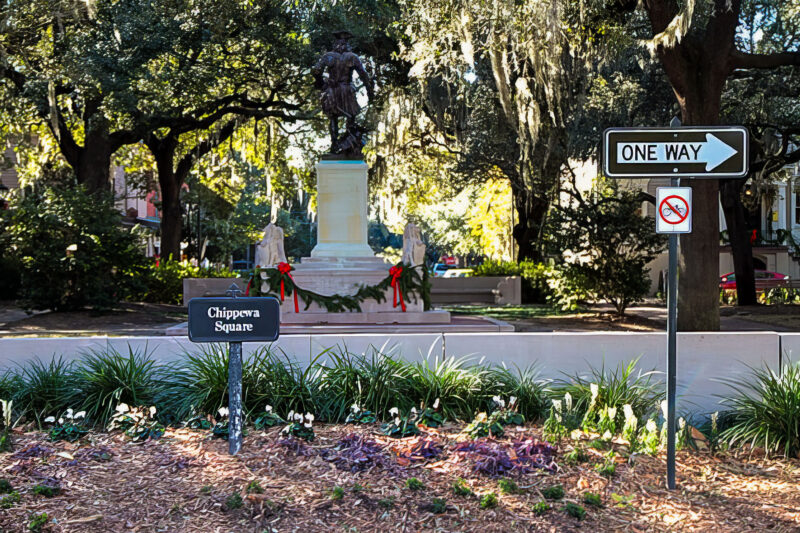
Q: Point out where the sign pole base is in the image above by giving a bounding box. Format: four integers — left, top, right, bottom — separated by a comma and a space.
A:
228, 341, 243, 455
666, 177, 679, 490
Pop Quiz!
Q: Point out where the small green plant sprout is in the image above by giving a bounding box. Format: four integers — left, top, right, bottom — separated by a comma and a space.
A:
45, 409, 89, 443
564, 446, 588, 465
595, 451, 617, 477
329, 486, 345, 500
493, 395, 525, 426
532, 501, 551, 515
108, 404, 164, 442
345, 404, 376, 424
582, 492, 603, 507
452, 478, 473, 497
676, 417, 691, 451
0, 399, 13, 452
405, 477, 424, 491
581, 383, 601, 432
640, 418, 661, 455
0, 478, 12, 494
498, 478, 519, 495
564, 502, 586, 520
381, 407, 420, 438
465, 411, 506, 439
200, 485, 213, 495
1, 490, 20, 508
225, 492, 243, 510
597, 406, 617, 437
417, 398, 444, 428
351, 482, 364, 493
611, 492, 635, 509
282, 412, 315, 441
479, 492, 498, 509
586, 438, 611, 451
621, 404, 639, 446
253, 405, 284, 429
246, 480, 264, 494
32, 483, 60, 497
378, 496, 395, 509
541, 484, 565, 500
28, 511, 49, 532
427, 497, 448, 513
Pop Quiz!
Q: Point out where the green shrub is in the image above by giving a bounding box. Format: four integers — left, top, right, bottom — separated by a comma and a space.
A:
541, 484, 564, 500
473, 260, 523, 277
6, 185, 147, 311
428, 497, 447, 513
473, 260, 556, 304
14, 357, 77, 425
0, 490, 20, 508
32, 484, 59, 498
329, 486, 345, 500
225, 492, 243, 510
246, 480, 264, 494
136, 259, 237, 305
28, 512, 48, 532
405, 477, 424, 491
564, 502, 586, 520
719, 362, 800, 457
479, 492, 498, 509
0, 255, 22, 299
405, 355, 487, 421
498, 478, 519, 495
73, 346, 163, 426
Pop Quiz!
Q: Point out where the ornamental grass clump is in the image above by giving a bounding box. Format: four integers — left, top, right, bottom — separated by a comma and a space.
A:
72, 346, 163, 426
14, 357, 77, 426
405, 355, 487, 421
484, 365, 549, 422
718, 362, 800, 458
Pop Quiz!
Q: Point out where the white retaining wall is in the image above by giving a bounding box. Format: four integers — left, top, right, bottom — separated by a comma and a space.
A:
0, 332, 790, 415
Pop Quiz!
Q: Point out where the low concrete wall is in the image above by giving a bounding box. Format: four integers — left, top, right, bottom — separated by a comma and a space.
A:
431, 276, 521, 305
0, 331, 788, 415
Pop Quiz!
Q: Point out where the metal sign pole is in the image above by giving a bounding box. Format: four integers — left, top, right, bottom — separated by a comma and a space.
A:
666, 177, 678, 490
226, 284, 244, 456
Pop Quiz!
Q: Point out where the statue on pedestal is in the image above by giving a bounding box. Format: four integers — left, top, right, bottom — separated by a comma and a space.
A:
402, 223, 426, 267
254, 223, 287, 268
312, 30, 374, 160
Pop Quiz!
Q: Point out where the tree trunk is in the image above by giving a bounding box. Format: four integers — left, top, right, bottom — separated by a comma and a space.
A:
149, 137, 183, 261
75, 123, 114, 194
512, 186, 548, 262
720, 179, 757, 305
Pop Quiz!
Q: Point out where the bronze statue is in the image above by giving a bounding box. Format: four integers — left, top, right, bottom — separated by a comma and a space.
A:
313, 30, 374, 159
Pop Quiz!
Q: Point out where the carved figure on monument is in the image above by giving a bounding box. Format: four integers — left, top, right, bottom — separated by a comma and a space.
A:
312, 30, 374, 159
254, 223, 287, 268
401, 222, 426, 267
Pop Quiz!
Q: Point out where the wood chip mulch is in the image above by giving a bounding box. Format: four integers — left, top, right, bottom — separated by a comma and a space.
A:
1, 424, 798, 532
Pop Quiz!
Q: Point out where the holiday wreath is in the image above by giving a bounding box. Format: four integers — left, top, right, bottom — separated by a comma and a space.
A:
247, 262, 431, 313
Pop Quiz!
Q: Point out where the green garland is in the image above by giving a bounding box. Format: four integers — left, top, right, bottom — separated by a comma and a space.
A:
248, 262, 429, 313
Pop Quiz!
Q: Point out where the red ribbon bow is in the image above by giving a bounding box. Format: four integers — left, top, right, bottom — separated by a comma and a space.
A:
277, 262, 299, 313
389, 265, 406, 312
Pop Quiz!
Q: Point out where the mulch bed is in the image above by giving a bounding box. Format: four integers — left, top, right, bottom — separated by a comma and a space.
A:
1, 424, 798, 532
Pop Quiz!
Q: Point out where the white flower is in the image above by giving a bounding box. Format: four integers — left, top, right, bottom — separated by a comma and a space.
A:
116, 403, 130, 414
711, 412, 719, 433
623, 404, 634, 421
433, 398, 440, 409
590, 383, 599, 401
410, 407, 417, 415
564, 392, 572, 411
602, 430, 613, 440
552, 399, 562, 412
351, 403, 360, 413
303, 422, 313, 428
265, 405, 273, 413
58, 418, 64, 425
389, 407, 399, 416
287, 410, 295, 421
492, 396, 505, 408
44, 416, 56, 423
555, 413, 562, 423
294, 413, 303, 422
678, 417, 685, 430
218, 407, 229, 418
645, 419, 658, 433
66, 408, 74, 419
305, 413, 314, 423
148, 407, 156, 417
394, 417, 401, 426
74, 411, 86, 419
509, 396, 517, 407
660, 400, 668, 419
607, 407, 617, 420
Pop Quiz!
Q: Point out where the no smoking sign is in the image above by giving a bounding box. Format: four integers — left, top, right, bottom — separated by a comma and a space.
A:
656, 187, 692, 234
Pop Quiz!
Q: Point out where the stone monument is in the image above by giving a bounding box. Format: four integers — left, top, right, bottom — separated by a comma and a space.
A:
262, 31, 448, 325
254, 223, 287, 268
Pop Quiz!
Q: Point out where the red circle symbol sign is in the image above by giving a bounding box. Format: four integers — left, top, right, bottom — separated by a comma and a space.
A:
659, 195, 689, 225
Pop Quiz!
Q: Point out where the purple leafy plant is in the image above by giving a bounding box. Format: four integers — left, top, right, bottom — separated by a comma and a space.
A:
321, 433, 388, 473
454, 437, 557, 477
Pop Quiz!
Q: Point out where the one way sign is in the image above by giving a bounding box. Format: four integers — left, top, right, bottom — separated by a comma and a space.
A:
603, 126, 749, 179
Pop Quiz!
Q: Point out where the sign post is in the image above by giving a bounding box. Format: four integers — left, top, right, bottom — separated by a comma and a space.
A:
188, 284, 280, 455
603, 121, 749, 490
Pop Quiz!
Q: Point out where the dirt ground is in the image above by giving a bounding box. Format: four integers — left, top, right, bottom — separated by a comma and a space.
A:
1, 424, 798, 532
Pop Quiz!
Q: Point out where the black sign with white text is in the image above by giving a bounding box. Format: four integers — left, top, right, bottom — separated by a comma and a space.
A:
188, 297, 281, 342
603, 126, 749, 179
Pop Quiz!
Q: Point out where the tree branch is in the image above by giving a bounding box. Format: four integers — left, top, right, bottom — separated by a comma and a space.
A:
731, 50, 800, 70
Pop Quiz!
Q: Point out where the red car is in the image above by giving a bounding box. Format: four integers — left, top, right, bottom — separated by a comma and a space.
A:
719, 270, 787, 290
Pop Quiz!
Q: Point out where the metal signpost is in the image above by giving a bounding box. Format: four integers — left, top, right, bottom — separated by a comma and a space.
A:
188, 284, 280, 455
603, 121, 749, 490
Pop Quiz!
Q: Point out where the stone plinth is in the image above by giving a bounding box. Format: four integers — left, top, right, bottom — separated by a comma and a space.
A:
310, 161, 373, 258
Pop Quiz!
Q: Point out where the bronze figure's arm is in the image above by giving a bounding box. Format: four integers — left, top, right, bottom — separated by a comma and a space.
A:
353, 57, 374, 100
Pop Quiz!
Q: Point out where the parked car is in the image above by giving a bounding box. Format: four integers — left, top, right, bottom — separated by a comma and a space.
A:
442, 268, 473, 278
719, 270, 787, 290
432, 263, 455, 277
